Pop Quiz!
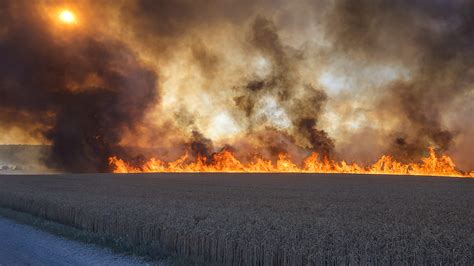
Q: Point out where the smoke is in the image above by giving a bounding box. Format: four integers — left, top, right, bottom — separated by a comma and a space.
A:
189, 130, 214, 160
1, 0, 473, 171
0, 2, 158, 172
230, 17, 334, 158
325, 0, 473, 162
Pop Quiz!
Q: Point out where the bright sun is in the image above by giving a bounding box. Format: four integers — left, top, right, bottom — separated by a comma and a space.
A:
58, 10, 76, 24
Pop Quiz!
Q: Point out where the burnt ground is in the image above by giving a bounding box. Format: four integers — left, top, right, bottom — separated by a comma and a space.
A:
0, 173, 473, 264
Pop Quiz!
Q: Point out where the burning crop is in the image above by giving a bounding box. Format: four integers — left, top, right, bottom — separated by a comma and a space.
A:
109, 148, 474, 177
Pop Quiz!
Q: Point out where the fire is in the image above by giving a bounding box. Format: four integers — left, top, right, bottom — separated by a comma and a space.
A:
109, 148, 473, 177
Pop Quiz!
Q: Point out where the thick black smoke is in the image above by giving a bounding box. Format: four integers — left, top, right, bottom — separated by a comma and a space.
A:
0, 2, 158, 172
189, 130, 214, 160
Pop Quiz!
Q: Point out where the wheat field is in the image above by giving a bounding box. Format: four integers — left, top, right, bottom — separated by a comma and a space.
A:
0, 173, 473, 265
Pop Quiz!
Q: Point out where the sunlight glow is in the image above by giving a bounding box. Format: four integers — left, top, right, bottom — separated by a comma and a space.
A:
58, 10, 76, 24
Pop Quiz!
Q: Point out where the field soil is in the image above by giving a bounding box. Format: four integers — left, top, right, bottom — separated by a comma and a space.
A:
0, 173, 473, 265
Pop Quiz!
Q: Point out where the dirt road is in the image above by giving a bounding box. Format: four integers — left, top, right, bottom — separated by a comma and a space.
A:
0, 216, 147, 266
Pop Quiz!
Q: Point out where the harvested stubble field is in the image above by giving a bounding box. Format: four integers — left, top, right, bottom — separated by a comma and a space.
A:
0, 174, 473, 265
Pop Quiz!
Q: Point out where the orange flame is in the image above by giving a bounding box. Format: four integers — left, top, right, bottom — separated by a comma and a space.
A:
109, 148, 473, 177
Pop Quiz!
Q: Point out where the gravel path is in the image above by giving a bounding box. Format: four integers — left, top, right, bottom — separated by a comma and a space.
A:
0, 216, 148, 266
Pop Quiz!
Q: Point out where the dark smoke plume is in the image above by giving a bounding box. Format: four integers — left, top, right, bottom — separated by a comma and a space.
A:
189, 130, 214, 160
232, 16, 335, 158
0, 2, 158, 172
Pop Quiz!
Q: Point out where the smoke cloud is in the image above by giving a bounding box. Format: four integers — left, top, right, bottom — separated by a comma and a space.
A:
0, 0, 472, 172
325, 0, 473, 162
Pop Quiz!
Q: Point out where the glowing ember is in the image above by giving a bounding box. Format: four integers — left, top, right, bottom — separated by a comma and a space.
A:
58, 10, 76, 24
109, 148, 472, 177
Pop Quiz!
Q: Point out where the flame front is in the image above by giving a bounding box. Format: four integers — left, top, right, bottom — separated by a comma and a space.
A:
109, 148, 473, 177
